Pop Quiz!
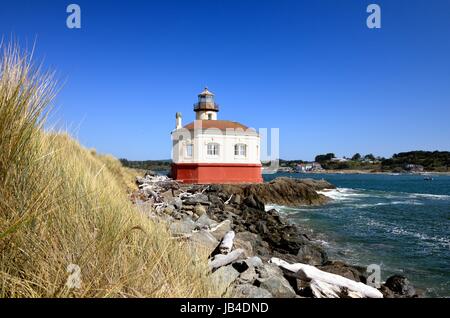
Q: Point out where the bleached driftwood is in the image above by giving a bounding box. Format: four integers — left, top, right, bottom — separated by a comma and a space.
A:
209, 248, 244, 270
200, 186, 209, 194
270, 258, 383, 298
224, 194, 233, 205
219, 231, 235, 254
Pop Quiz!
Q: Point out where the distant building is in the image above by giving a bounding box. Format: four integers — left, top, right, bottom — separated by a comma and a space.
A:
404, 164, 424, 172
330, 157, 349, 163
171, 88, 263, 184
296, 162, 323, 172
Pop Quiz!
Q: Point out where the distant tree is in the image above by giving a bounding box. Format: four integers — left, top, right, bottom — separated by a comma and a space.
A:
381, 151, 450, 172
351, 153, 362, 161
364, 153, 376, 161
315, 153, 335, 163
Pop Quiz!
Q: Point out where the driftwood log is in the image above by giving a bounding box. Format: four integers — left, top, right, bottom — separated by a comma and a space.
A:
209, 249, 245, 270
270, 257, 383, 298
219, 231, 235, 254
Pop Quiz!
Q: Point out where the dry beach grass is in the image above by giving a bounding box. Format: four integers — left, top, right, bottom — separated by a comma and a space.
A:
0, 42, 219, 297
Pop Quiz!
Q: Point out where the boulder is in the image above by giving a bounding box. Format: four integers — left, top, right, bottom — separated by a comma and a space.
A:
234, 237, 254, 258
256, 264, 296, 298
162, 205, 175, 216
189, 230, 219, 255
234, 231, 272, 260
183, 193, 210, 206
169, 218, 197, 235
169, 197, 183, 210
196, 213, 216, 228
210, 220, 232, 240
245, 256, 264, 269
211, 265, 240, 296
217, 177, 334, 207
243, 194, 265, 210
232, 194, 242, 205
296, 243, 327, 265
238, 266, 258, 284
383, 275, 416, 298
231, 284, 272, 298
318, 261, 367, 283
194, 204, 207, 217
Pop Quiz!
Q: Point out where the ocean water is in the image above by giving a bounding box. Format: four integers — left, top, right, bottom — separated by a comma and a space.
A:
263, 173, 450, 297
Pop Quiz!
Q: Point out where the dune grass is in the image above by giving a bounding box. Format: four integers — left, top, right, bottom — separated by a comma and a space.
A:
0, 42, 219, 297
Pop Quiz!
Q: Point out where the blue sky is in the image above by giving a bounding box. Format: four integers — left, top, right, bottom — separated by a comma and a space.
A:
1, 0, 450, 160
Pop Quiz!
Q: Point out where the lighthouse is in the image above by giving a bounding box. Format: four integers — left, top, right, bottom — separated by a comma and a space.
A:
171, 88, 263, 184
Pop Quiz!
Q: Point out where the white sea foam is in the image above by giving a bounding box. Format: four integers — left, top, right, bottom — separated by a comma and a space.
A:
319, 187, 450, 203
366, 219, 450, 248
407, 193, 450, 200
264, 204, 280, 212
317, 188, 369, 201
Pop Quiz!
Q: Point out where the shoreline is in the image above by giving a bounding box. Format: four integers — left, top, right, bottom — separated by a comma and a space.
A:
277, 170, 450, 176
132, 175, 419, 298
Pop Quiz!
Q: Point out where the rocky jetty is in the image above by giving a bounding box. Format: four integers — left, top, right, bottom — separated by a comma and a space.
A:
131, 172, 418, 298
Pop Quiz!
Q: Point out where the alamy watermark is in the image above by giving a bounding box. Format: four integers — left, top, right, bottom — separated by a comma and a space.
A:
171, 121, 280, 174
66, 4, 81, 29
66, 263, 82, 289
366, 264, 381, 288
367, 4, 381, 29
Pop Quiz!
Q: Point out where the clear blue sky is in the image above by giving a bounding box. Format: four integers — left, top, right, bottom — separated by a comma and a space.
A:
2, 0, 450, 160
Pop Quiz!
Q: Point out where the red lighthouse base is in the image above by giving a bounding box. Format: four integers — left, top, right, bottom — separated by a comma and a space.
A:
171, 163, 263, 184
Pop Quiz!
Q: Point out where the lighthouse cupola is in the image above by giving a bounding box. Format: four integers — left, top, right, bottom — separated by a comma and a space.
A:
194, 87, 219, 120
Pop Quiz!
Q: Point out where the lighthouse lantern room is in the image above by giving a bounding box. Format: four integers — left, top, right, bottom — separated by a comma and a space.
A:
171, 88, 263, 184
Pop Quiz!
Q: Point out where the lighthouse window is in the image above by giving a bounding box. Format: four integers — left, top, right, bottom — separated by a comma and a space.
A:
234, 144, 247, 157
186, 144, 193, 157
207, 143, 220, 156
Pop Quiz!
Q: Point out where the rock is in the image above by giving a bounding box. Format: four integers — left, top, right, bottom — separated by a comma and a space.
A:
318, 261, 367, 283
383, 275, 416, 297
231, 284, 272, 298
163, 205, 175, 216
379, 285, 396, 298
243, 194, 265, 210
183, 193, 210, 206
189, 230, 219, 255
245, 256, 264, 269
231, 260, 249, 273
256, 264, 296, 298
235, 232, 270, 256
208, 194, 224, 207
234, 238, 254, 258
169, 197, 183, 210
160, 190, 175, 202
238, 266, 258, 284
217, 177, 334, 207
210, 220, 232, 240
169, 218, 197, 235
232, 194, 242, 205
196, 213, 216, 228
211, 265, 240, 296
296, 243, 327, 265
194, 204, 207, 217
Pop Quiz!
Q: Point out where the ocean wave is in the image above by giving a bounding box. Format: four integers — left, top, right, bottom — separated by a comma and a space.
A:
349, 201, 425, 208
407, 193, 450, 200
317, 188, 369, 201
366, 219, 450, 248
319, 187, 450, 203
